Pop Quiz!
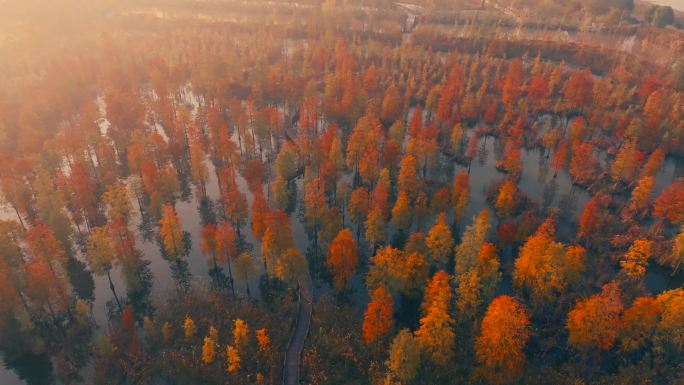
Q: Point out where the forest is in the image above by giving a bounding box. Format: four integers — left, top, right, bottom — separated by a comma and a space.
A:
0, 0, 683, 384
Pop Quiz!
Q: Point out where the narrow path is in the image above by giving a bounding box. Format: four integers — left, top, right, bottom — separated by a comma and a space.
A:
283, 274, 313, 385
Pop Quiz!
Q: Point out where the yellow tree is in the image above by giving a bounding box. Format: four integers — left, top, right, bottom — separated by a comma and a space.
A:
365, 207, 386, 250
87, 227, 122, 311
454, 209, 491, 278
159, 203, 184, 261
653, 288, 684, 357
455, 269, 483, 320
669, 225, 684, 273
398, 154, 419, 199
611, 139, 642, 184
415, 270, 455, 365
226, 346, 240, 373
103, 182, 132, 223
620, 239, 653, 279
233, 319, 249, 352
513, 218, 585, 304
391, 191, 412, 231
629, 176, 654, 214
476, 242, 501, 301
202, 336, 216, 364
494, 180, 516, 217
184, 316, 196, 341
425, 213, 454, 267
386, 329, 420, 384
275, 247, 308, 286
326, 229, 358, 290
474, 295, 531, 385
256, 329, 271, 352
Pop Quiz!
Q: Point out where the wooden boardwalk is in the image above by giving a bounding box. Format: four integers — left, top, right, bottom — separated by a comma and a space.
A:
283, 275, 313, 385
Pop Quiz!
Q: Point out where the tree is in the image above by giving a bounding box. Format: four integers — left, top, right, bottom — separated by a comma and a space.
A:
653, 288, 684, 358
235, 252, 259, 297
326, 229, 358, 290
569, 141, 596, 184
640, 148, 665, 179
270, 177, 289, 211
184, 316, 196, 341
233, 318, 249, 352
381, 84, 402, 124
304, 178, 327, 246
103, 182, 132, 223
415, 270, 455, 366
386, 329, 420, 383
611, 140, 642, 184
391, 191, 412, 231
620, 296, 660, 352
26, 223, 68, 272
256, 329, 270, 352
654, 178, 684, 225
190, 140, 209, 197
216, 221, 237, 294
567, 281, 623, 351
87, 227, 122, 311
551, 140, 568, 176
455, 209, 491, 278
366, 246, 404, 294
365, 207, 386, 250
502, 59, 523, 110
275, 247, 308, 285
431, 188, 450, 215
668, 225, 684, 273
67, 162, 98, 227
494, 180, 516, 217
563, 69, 594, 110
202, 337, 216, 364
362, 284, 394, 345
629, 176, 654, 214
499, 140, 522, 179
452, 171, 469, 224
528, 74, 550, 111
223, 189, 248, 238
398, 154, 419, 199
201, 224, 219, 270
159, 204, 184, 261
24, 260, 69, 318
513, 218, 585, 304
456, 269, 483, 320
476, 243, 501, 301
474, 296, 531, 385
275, 142, 298, 181
349, 187, 369, 239
620, 239, 653, 280
251, 192, 269, 240
425, 213, 454, 267
226, 345, 240, 373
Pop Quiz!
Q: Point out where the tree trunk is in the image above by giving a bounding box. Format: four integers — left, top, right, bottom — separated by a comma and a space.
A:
226, 254, 236, 296
107, 270, 123, 312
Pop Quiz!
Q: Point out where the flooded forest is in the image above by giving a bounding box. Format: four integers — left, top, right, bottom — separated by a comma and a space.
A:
0, 0, 683, 384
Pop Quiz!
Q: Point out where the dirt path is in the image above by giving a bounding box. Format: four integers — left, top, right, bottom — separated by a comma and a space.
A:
283, 274, 313, 385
